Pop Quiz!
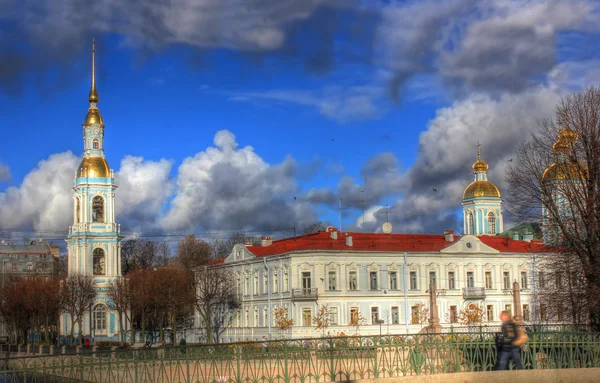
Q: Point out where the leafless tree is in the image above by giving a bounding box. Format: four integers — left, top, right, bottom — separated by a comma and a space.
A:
507, 87, 600, 330
107, 278, 132, 346
302, 221, 329, 235
194, 266, 239, 344
121, 239, 168, 275
176, 235, 212, 270
59, 273, 96, 344
209, 232, 261, 259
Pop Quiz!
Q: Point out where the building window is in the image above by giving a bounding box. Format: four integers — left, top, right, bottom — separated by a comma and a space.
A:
448, 272, 456, 290
244, 275, 249, 295
93, 248, 105, 275
254, 309, 259, 327
486, 305, 494, 322
349, 271, 358, 290
429, 271, 436, 288
468, 212, 474, 234
391, 306, 399, 324
273, 272, 279, 293
302, 309, 312, 327
539, 271, 546, 289
523, 304, 530, 321
350, 307, 359, 325
93, 305, 107, 332
263, 272, 268, 294
488, 212, 496, 234
485, 271, 492, 289
92, 139, 99, 149
26, 264, 33, 272
540, 303, 547, 322
330, 307, 338, 325
254, 273, 259, 295
92, 196, 104, 223
450, 306, 457, 323
371, 307, 379, 324
467, 271, 474, 288
75, 198, 80, 223
369, 271, 378, 290
503, 272, 510, 289
504, 304, 512, 315
328, 271, 337, 290
521, 271, 528, 289
12, 264, 17, 271
302, 272, 311, 291
263, 308, 268, 326
389, 272, 398, 290
409, 271, 417, 290
284, 271, 289, 292
411, 305, 419, 324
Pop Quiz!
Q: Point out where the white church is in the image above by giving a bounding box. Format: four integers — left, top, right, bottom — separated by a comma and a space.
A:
60, 41, 123, 339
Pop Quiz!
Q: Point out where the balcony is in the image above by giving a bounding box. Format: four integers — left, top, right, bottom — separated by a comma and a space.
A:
291, 288, 318, 301
462, 287, 486, 300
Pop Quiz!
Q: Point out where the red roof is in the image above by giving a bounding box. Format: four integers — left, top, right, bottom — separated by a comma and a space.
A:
245, 231, 553, 257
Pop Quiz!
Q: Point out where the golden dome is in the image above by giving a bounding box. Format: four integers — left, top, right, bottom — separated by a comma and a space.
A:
84, 108, 104, 126
463, 181, 501, 199
77, 156, 110, 178
542, 161, 586, 182
472, 159, 488, 172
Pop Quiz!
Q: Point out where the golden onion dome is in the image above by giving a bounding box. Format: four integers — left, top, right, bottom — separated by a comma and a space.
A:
84, 108, 104, 126
542, 161, 586, 182
77, 156, 110, 178
472, 159, 489, 172
463, 181, 501, 199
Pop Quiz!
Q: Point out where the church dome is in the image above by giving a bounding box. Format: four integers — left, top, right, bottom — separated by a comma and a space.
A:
472, 158, 488, 172
542, 161, 586, 182
463, 181, 501, 199
77, 156, 110, 178
84, 108, 104, 126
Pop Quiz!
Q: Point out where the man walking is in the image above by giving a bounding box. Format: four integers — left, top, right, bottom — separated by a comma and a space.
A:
496, 310, 524, 370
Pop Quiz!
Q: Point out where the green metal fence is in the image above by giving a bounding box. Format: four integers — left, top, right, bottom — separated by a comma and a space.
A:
1, 331, 599, 383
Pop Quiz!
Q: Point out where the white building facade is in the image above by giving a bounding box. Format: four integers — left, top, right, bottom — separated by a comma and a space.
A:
208, 145, 549, 342
60, 41, 123, 339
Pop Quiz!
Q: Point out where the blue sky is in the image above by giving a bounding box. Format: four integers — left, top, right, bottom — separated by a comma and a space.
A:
1, 0, 600, 242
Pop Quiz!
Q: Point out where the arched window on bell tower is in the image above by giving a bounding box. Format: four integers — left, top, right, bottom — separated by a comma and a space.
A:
92, 139, 99, 149
488, 212, 496, 234
93, 248, 105, 275
75, 197, 81, 223
468, 212, 475, 235
92, 196, 104, 222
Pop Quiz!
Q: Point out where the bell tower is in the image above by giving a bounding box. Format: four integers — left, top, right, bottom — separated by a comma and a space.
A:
61, 40, 123, 339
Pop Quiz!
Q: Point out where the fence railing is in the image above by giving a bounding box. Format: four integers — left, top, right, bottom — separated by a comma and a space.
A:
1, 331, 599, 383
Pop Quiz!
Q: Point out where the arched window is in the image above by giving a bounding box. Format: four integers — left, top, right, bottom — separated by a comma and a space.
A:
488, 212, 496, 234
468, 212, 475, 234
92, 139, 99, 150
92, 196, 104, 223
75, 198, 80, 223
93, 304, 107, 333
93, 248, 105, 275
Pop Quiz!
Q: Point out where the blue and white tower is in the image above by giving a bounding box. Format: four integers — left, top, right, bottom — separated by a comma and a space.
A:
462, 143, 503, 235
62, 40, 122, 339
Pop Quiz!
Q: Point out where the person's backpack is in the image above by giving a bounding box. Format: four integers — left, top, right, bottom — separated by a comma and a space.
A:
513, 326, 528, 346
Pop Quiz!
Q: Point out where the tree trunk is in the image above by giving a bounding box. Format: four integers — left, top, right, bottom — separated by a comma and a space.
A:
141, 312, 146, 345
172, 315, 177, 346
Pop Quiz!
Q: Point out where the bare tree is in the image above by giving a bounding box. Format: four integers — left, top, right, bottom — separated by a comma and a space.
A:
121, 239, 166, 275
176, 235, 212, 270
59, 273, 96, 344
194, 267, 238, 344
506, 87, 600, 330
209, 232, 261, 259
107, 278, 132, 346
302, 221, 329, 235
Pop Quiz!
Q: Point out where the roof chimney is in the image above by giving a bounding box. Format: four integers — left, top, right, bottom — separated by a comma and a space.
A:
245, 241, 253, 247
522, 233, 533, 242
444, 230, 454, 242
330, 229, 338, 240
512, 232, 520, 240
24, 236, 30, 245
345, 234, 353, 247
261, 236, 272, 246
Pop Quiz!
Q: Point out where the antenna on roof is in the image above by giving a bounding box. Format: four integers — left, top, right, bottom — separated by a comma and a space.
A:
339, 198, 343, 232
385, 205, 389, 222
361, 190, 365, 227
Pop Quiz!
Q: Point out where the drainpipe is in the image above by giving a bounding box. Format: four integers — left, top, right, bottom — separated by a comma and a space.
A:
532, 253, 537, 323
263, 258, 272, 340
403, 252, 409, 334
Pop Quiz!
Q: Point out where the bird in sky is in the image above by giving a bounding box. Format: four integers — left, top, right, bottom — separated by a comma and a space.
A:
432, 188, 437, 192
508, 159, 513, 162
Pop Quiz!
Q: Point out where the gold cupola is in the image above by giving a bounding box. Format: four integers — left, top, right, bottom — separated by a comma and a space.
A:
543, 125, 585, 182
84, 39, 104, 126
463, 142, 501, 199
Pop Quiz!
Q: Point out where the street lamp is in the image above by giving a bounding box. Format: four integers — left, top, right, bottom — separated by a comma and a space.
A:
376, 319, 385, 339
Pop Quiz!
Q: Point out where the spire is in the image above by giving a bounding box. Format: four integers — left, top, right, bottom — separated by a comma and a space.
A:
88, 39, 99, 104
477, 140, 481, 161
472, 141, 488, 173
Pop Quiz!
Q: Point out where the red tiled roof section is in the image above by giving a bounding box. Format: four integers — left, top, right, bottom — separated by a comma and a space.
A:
247, 231, 554, 257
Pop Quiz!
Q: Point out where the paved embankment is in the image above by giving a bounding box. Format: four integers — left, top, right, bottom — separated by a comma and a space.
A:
350, 368, 600, 383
